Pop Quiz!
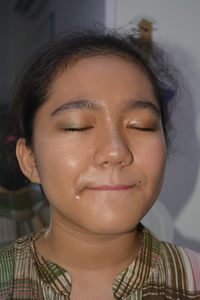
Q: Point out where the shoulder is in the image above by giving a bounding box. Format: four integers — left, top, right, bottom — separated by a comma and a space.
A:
0, 234, 30, 259
159, 240, 200, 291
0, 235, 30, 297
160, 240, 200, 269
142, 225, 200, 295
0, 240, 16, 276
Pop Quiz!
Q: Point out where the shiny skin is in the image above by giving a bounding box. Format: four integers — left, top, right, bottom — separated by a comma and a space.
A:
19, 55, 167, 235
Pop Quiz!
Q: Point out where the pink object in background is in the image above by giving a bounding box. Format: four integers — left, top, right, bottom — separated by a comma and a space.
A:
5, 135, 17, 143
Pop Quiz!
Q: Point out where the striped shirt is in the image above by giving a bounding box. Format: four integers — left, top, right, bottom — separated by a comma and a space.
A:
0, 224, 200, 299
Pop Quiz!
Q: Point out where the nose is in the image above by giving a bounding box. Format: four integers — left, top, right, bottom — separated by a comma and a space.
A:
94, 128, 133, 168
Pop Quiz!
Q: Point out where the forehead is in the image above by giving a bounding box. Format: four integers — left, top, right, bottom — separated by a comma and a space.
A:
45, 54, 157, 112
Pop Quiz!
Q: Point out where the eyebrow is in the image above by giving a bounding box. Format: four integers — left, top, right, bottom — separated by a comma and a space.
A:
51, 98, 160, 117
126, 99, 161, 116
51, 100, 99, 116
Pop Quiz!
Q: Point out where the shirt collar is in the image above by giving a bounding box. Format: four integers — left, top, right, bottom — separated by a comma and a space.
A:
113, 224, 161, 298
29, 224, 161, 298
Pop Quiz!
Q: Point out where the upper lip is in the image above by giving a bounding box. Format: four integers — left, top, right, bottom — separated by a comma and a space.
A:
87, 185, 135, 190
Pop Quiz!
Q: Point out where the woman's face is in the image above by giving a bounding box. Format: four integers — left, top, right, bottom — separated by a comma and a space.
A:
19, 55, 167, 235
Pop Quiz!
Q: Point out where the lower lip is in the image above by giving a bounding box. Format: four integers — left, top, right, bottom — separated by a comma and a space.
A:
87, 185, 134, 191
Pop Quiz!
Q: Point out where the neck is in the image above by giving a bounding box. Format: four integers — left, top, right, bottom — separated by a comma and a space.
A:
35, 208, 143, 274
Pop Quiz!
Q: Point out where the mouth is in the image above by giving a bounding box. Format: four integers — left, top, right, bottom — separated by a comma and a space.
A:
87, 185, 135, 191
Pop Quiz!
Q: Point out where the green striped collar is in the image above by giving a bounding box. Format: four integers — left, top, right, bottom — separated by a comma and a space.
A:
29, 224, 161, 298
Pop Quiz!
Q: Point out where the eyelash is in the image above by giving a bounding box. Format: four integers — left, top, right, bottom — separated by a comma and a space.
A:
127, 126, 156, 132
63, 127, 93, 132
63, 126, 155, 133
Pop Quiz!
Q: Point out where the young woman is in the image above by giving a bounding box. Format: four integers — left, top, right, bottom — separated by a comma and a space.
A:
0, 28, 199, 299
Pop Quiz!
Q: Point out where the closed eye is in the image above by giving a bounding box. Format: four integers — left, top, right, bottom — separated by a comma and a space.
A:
127, 126, 156, 131
63, 126, 93, 132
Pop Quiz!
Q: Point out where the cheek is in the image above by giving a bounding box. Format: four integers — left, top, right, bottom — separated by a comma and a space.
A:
33, 137, 92, 191
136, 135, 166, 183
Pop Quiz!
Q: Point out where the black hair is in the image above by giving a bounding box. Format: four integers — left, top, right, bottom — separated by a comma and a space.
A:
0, 114, 29, 189
5, 26, 177, 169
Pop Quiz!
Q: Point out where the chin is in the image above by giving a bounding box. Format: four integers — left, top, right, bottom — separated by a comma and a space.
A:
81, 215, 141, 236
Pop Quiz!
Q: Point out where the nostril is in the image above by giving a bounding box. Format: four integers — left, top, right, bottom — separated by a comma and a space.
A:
102, 160, 127, 167
102, 161, 110, 167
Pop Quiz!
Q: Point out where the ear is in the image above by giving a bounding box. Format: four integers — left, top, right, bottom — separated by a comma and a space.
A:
16, 138, 41, 184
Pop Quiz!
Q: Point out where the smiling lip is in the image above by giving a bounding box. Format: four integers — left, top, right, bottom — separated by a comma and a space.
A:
87, 185, 134, 190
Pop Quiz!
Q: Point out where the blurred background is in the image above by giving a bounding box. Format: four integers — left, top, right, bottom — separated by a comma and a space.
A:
0, 0, 200, 252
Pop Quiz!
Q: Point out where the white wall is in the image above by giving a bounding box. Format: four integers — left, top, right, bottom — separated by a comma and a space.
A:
116, 0, 200, 251
105, 0, 116, 28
